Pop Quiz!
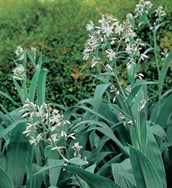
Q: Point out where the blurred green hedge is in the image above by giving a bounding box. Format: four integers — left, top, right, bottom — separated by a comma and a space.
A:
0, 0, 172, 110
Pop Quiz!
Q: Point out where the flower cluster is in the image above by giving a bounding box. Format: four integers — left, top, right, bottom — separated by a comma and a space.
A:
134, 0, 153, 18
83, 10, 149, 70
20, 99, 72, 145
20, 99, 86, 163
12, 64, 26, 81
15, 46, 25, 61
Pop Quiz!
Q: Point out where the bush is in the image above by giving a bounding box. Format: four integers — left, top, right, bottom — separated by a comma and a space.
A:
0, 0, 172, 111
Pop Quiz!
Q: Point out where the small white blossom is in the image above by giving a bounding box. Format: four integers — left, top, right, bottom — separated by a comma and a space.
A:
115, 23, 124, 35
12, 64, 25, 81
60, 130, 67, 138
72, 142, 83, 151
29, 133, 42, 146
155, 6, 166, 18
161, 49, 169, 60
106, 64, 114, 71
48, 134, 59, 143
118, 113, 125, 119
86, 21, 95, 32
140, 53, 149, 61
125, 85, 131, 95
72, 142, 83, 157
134, 1, 153, 17
15, 46, 24, 61
68, 132, 76, 140
101, 23, 114, 37
91, 57, 101, 68
106, 49, 116, 61
138, 99, 147, 111
135, 73, 144, 80
23, 122, 37, 137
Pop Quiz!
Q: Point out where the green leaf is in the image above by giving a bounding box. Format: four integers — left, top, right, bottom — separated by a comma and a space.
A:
36, 69, 47, 106
69, 157, 88, 166
112, 158, 136, 188
44, 146, 52, 159
93, 84, 110, 111
159, 52, 172, 91
13, 78, 25, 104
28, 65, 41, 102
35, 165, 120, 188
6, 122, 29, 186
0, 90, 19, 106
0, 119, 25, 139
126, 85, 142, 104
48, 159, 63, 186
149, 124, 167, 141
97, 154, 122, 176
130, 147, 164, 188
89, 126, 129, 156
146, 131, 167, 188
155, 92, 172, 128
0, 167, 14, 188
127, 63, 136, 85
27, 50, 36, 67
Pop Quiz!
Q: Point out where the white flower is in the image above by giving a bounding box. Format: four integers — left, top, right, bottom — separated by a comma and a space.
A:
138, 99, 147, 111
12, 64, 25, 81
125, 85, 131, 95
101, 23, 114, 37
60, 130, 67, 138
29, 133, 42, 145
48, 134, 59, 143
125, 44, 132, 54
155, 6, 166, 18
15, 46, 24, 61
86, 21, 95, 32
118, 113, 125, 119
68, 132, 76, 140
134, 1, 153, 17
106, 49, 116, 61
50, 109, 61, 124
98, 14, 117, 24
23, 122, 37, 137
106, 64, 114, 71
161, 49, 169, 60
72, 142, 83, 151
91, 57, 101, 68
135, 73, 144, 80
115, 23, 124, 35
83, 48, 92, 60
140, 53, 149, 61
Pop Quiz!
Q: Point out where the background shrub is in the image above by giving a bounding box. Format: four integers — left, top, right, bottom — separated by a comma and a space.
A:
0, 0, 171, 110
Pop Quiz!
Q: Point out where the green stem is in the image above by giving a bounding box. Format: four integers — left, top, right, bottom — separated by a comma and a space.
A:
153, 30, 160, 77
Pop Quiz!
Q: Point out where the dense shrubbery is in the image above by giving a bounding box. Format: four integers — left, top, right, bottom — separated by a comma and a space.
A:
0, 0, 172, 111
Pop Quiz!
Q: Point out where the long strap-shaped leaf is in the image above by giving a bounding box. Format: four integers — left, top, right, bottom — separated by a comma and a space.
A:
0, 167, 14, 188
6, 122, 29, 187
35, 165, 120, 188
146, 130, 167, 188
28, 65, 41, 102
36, 69, 47, 106
130, 147, 164, 188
